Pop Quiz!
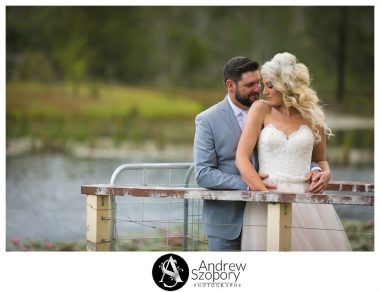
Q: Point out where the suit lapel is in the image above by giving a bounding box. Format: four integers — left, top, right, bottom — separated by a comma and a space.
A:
220, 96, 242, 134
220, 96, 259, 170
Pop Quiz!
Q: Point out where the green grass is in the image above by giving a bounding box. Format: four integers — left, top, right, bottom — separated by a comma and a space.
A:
6, 81, 205, 146
7, 81, 203, 119
6, 81, 374, 150
327, 129, 374, 150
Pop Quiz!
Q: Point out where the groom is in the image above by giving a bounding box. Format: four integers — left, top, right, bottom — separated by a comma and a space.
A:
193, 56, 329, 251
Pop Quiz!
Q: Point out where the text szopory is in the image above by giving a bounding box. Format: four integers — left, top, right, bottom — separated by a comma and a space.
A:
191, 260, 247, 283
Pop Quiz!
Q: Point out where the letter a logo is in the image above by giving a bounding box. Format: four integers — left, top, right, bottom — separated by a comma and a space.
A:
160, 256, 183, 287
152, 254, 189, 291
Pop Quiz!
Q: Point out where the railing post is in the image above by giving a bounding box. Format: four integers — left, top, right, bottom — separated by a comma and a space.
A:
183, 164, 194, 251
266, 202, 292, 251
109, 196, 116, 251
86, 194, 112, 251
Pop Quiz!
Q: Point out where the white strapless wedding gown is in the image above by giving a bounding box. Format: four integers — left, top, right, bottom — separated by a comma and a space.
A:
241, 124, 351, 251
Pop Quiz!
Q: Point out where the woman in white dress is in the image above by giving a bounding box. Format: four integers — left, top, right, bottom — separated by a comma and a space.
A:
235, 52, 351, 251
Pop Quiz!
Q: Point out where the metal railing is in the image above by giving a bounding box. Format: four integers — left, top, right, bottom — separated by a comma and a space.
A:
81, 162, 374, 251
109, 163, 194, 250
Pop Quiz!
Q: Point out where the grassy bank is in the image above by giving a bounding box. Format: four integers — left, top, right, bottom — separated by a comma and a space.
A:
6, 81, 374, 156
7, 81, 206, 146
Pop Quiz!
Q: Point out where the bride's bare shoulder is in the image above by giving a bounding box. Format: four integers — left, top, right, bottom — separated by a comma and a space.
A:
250, 99, 271, 112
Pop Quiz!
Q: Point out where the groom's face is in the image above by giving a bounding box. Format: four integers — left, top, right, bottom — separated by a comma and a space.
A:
234, 70, 261, 108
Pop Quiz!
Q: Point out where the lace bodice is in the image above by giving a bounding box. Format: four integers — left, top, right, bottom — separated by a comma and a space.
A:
257, 123, 314, 185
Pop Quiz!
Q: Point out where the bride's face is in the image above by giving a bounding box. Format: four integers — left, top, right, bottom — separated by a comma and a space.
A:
262, 79, 284, 106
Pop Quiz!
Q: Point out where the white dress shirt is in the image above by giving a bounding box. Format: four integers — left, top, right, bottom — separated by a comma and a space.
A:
227, 95, 248, 130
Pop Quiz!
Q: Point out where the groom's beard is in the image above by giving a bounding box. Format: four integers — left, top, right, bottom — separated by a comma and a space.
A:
235, 89, 259, 108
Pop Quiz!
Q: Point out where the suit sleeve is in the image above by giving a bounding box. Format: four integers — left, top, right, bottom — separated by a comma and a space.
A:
193, 115, 247, 190
310, 162, 322, 171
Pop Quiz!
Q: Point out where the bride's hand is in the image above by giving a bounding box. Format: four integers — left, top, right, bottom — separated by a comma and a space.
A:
259, 172, 277, 190
305, 170, 331, 193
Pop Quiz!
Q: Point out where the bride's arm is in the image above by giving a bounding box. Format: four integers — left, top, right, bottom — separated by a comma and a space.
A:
310, 126, 331, 193
235, 101, 268, 191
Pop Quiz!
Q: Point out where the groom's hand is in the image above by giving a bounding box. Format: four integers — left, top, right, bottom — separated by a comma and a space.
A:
259, 172, 277, 190
305, 170, 331, 193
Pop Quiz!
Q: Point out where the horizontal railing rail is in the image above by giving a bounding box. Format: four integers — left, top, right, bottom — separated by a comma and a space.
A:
81, 180, 374, 251
81, 181, 374, 205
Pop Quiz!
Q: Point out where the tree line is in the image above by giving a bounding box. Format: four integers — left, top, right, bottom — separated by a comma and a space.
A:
6, 6, 374, 103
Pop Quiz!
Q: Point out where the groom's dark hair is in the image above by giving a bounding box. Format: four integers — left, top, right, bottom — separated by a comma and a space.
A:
223, 56, 259, 85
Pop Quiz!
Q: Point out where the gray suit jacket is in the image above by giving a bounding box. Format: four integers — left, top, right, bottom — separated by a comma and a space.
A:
193, 96, 256, 240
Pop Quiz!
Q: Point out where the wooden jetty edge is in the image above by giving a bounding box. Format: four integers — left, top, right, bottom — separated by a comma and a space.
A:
81, 181, 374, 251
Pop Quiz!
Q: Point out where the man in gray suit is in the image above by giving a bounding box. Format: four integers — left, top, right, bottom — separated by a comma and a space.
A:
193, 56, 328, 251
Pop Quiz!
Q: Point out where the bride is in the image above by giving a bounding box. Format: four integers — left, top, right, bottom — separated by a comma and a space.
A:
235, 52, 351, 251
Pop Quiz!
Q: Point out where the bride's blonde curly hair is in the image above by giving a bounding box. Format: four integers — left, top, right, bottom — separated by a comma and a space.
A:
260, 52, 333, 143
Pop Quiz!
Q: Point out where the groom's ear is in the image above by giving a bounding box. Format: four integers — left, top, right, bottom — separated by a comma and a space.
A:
226, 79, 235, 91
